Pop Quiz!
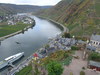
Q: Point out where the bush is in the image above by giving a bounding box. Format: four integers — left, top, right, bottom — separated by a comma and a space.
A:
80, 71, 85, 75
75, 36, 87, 41
62, 32, 71, 38
70, 72, 73, 75
88, 52, 100, 62
82, 67, 85, 70
71, 46, 79, 50
45, 44, 49, 49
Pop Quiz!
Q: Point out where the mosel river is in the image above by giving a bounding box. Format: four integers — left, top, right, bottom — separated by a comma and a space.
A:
0, 16, 62, 64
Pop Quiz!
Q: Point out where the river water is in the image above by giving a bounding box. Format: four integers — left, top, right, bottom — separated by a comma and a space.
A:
0, 16, 62, 63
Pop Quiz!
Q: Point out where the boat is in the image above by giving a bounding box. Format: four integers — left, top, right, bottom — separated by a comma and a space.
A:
0, 52, 24, 69
16, 42, 21, 44
5, 52, 24, 63
0, 61, 8, 69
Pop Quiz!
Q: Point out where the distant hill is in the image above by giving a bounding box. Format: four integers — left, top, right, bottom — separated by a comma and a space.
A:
35, 0, 100, 36
0, 3, 52, 15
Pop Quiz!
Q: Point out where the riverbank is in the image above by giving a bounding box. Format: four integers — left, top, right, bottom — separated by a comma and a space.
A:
0, 21, 35, 41
37, 16, 68, 34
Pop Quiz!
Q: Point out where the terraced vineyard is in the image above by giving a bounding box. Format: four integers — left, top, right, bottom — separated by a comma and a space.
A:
35, 0, 100, 36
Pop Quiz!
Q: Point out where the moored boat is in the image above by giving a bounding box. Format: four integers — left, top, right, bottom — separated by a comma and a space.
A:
0, 52, 24, 69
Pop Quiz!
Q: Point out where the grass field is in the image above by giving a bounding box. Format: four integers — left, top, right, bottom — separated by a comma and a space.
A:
0, 22, 31, 37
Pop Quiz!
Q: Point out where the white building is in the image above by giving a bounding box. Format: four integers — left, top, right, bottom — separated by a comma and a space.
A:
87, 34, 100, 53
90, 35, 100, 47
7, 20, 16, 25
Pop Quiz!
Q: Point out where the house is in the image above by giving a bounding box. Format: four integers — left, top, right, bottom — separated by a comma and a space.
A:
86, 45, 96, 51
88, 60, 100, 71
7, 20, 16, 25
90, 34, 100, 47
86, 34, 100, 53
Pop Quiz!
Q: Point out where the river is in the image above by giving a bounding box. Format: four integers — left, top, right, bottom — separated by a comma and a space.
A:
0, 16, 62, 64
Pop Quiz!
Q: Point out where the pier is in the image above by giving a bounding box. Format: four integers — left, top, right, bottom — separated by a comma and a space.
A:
8, 64, 16, 68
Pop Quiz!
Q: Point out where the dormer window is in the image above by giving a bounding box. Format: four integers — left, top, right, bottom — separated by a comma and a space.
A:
94, 42, 95, 44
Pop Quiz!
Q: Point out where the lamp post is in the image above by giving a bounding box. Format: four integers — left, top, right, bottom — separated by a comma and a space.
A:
87, 40, 89, 44
73, 35, 75, 38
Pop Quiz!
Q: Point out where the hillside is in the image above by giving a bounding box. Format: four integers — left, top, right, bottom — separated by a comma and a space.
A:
35, 0, 100, 37
0, 3, 52, 15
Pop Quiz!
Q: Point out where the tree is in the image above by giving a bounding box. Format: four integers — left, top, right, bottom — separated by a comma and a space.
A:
45, 44, 49, 49
47, 61, 64, 75
88, 52, 100, 62
63, 32, 71, 38
71, 46, 79, 50
70, 72, 73, 75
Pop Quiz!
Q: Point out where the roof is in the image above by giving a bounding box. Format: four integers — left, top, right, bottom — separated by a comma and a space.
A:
89, 60, 100, 67
33, 53, 38, 57
78, 40, 86, 44
86, 45, 96, 51
91, 35, 100, 42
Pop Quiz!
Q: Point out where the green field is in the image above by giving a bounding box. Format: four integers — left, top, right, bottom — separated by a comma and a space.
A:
0, 22, 31, 37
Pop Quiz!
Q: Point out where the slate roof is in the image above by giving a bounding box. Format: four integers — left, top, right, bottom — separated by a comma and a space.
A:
89, 60, 100, 68
86, 45, 96, 51
91, 35, 100, 42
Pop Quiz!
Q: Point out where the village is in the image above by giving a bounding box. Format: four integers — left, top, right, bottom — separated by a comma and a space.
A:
7, 32, 100, 75
33, 33, 100, 75
0, 14, 34, 25
0, 14, 35, 38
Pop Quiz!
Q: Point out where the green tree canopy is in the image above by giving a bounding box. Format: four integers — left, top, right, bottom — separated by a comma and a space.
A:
63, 32, 71, 38
88, 52, 100, 62
47, 61, 64, 75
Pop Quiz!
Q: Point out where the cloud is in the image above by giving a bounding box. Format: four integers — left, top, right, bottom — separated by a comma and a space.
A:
0, 0, 61, 5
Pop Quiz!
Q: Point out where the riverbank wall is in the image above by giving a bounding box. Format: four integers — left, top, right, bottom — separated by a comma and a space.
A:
37, 16, 69, 34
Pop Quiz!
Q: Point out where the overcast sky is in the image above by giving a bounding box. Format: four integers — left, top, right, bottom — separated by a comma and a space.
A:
0, 0, 61, 6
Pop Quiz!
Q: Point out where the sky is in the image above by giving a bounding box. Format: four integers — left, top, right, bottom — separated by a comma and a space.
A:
0, 0, 61, 6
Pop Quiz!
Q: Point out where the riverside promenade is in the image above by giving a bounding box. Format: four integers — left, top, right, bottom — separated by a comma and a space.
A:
0, 25, 34, 41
